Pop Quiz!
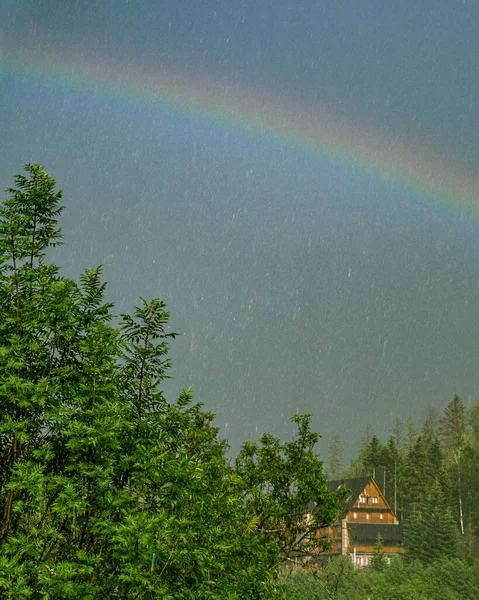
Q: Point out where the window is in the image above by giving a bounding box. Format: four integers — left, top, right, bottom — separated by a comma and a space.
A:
366, 513, 371, 520
359, 495, 365, 503
353, 512, 357, 519
372, 497, 378, 504
380, 513, 384, 520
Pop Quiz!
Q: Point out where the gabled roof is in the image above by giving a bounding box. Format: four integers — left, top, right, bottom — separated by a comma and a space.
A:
309, 477, 398, 522
327, 477, 371, 517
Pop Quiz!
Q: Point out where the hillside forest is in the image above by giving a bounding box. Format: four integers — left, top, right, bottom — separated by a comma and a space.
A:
296, 393, 479, 599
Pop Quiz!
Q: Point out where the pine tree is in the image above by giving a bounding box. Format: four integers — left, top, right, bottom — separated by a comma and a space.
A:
405, 480, 458, 565
327, 434, 343, 479
343, 425, 374, 477
468, 402, 479, 445
422, 406, 440, 439
405, 416, 418, 450
459, 443, 479, 558
384, 434, 403, 516
390, 416, 406, 452
364, 435, 385, 480
369, 533, 388, 572
402, 432, 445, 519
439, 396, 468, 540
440, 395, 466, 453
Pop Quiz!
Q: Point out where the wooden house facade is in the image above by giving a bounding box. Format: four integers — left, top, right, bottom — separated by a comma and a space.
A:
314, 477, 404, 568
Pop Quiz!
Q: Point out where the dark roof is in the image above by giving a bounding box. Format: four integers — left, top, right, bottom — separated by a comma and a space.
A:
348, 523, 404, 545
327, 477, 371, 517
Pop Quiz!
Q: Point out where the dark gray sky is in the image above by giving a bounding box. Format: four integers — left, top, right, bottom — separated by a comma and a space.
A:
1, 0, 478, 459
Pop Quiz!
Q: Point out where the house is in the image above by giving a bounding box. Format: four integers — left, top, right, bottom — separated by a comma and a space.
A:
313, 477, 404, 568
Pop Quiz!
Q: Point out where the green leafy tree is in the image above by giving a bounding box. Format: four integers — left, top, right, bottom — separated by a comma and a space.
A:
235, 414, 342, 566
282, 556, 361, 600
282, 568, 323, 599
0, 165, 127, 596
0, 165, 343, 599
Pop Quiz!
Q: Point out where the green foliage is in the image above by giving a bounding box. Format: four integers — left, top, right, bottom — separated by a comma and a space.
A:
366, 557, 479, 600
369, 533, 388, 573
4, 164, 479, 597
0, 165, 342, 599
440, 395, 466, 453
402, 432, 445, 515
282, 557, 360, 600
235, 415, 342, 566
282, 569, 323, 599
405, 481, 458, 565
363, 435, 383, 479
459, 443, 479, 558
283, 556, 479, 600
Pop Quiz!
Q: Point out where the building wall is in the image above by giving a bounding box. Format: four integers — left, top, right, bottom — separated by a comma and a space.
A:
346, 479, 398, 525
346, 509, 397, 524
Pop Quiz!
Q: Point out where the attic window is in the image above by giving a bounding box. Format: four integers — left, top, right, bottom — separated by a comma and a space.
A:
359, 495, 365, 503
372, 497, 378, 504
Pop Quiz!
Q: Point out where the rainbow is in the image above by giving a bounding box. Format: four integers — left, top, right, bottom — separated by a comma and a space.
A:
2, 38, 478, 212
